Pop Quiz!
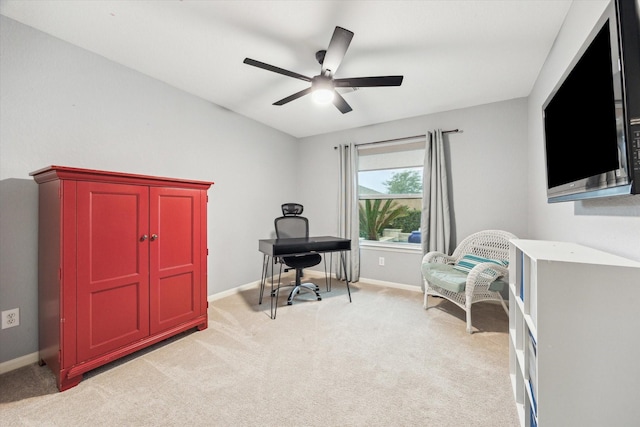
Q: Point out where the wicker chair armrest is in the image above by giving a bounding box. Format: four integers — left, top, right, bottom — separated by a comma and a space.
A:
465, 263, 509, 295
422, 251, 456, 265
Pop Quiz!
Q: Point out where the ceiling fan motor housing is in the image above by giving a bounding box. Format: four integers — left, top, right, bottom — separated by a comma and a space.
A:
312, 75, 334, 90
311, 75, 335, 104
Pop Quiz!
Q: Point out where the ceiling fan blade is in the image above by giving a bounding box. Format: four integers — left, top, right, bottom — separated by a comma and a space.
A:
243, 58, 312, 82
334, 76, 404, 88
273, 87, 313, 106
332, 91, 353, 114
321, 26, 354, 76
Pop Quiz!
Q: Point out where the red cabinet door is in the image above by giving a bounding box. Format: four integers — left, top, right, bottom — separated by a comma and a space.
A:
149, 187, 201, 335
76, 182, 150, 361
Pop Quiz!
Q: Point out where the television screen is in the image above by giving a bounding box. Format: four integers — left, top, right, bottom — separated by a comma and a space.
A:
543, 20, 619, 190
540, 0, 640, 203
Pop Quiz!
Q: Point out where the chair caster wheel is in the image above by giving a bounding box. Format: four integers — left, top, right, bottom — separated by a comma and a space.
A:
317, 297, 322, 301
287, 301, 293, 305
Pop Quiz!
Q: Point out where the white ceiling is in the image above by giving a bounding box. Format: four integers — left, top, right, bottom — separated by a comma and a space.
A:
0, 0, 573, 138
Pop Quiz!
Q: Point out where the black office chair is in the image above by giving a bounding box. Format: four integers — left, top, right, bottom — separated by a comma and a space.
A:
274, 203, 322, 305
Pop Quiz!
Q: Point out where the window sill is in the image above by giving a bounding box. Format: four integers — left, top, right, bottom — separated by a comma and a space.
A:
359, 240, 422, 253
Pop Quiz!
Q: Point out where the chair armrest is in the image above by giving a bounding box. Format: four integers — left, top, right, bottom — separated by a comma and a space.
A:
422, 251, 456, 265
465, 263, 509, 294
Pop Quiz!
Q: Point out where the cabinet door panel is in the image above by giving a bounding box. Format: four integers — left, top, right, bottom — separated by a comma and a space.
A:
149, 187, 201, 334
76, 182, 150, 361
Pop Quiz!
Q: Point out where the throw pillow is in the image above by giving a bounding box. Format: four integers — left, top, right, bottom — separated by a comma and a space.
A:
453, 254, 508, 276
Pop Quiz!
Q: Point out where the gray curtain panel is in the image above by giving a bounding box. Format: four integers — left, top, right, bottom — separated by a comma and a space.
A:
421, 129, 451, 256
337, 143, 360, 282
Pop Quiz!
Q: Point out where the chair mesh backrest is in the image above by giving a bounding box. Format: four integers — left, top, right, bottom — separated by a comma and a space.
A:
275, 216, 309, 239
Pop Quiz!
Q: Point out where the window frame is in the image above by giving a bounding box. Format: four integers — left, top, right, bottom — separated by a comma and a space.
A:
356, 139, 425, 250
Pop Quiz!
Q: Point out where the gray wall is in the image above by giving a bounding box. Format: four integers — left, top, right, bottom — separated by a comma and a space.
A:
526, 1, 640, 260
0, 17, 298, 364
3, 0, 640, 368
297, 98, 530, 287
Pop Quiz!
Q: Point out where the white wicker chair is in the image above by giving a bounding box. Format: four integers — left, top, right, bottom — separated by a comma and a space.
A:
422, 229, 517, 334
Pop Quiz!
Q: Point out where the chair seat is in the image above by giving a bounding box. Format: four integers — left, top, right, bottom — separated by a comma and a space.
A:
421, 263, 507, 294
283, 253, 322, 269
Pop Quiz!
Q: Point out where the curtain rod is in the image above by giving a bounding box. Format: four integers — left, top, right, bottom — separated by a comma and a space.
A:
350, 129, 460, 148
333, 129, 461, 149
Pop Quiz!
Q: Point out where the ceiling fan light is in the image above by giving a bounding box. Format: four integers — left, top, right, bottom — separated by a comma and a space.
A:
312, 88, 335, 104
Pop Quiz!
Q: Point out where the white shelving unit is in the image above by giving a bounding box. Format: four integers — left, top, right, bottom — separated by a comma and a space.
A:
509, 239, 640, 426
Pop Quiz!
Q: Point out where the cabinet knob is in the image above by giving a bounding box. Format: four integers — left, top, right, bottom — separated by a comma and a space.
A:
151, 234, 159, 241
140, 234, 148, 241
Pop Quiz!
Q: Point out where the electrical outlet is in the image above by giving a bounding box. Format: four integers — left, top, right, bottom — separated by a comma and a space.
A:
1, 308, 20, 329
379, 257, 385, 266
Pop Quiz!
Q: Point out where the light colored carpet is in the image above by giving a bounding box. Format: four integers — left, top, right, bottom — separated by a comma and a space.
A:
0, 279, 519, 426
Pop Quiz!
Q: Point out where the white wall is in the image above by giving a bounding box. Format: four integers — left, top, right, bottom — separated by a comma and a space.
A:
527, 0, 640, 261
298, 98, 530, 286
0, 17, 298, 364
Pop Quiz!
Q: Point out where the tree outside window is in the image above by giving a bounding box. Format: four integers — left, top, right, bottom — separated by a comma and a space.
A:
358, 168, 422, 243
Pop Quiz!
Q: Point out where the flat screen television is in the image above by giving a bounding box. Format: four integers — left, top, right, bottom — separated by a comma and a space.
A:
542, 0, 640, 203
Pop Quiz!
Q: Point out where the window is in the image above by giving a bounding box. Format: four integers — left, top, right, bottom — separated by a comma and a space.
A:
357, 138, 424, 246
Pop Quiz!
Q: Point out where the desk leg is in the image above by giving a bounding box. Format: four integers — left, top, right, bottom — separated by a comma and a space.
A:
340, 251, 352, 303
272, 260, 285, 319
259, 253, 269, 305
271, 259, 276, 319
260, 255, 279, 319
324, 253, 333, 292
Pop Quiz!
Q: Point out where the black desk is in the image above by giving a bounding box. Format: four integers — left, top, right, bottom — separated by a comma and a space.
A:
258, 236, 352, 318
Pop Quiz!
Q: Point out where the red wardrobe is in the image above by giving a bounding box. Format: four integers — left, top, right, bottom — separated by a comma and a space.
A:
30, 166, 213, 391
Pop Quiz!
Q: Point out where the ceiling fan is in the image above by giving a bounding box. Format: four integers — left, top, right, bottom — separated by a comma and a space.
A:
243, 26, 403, 114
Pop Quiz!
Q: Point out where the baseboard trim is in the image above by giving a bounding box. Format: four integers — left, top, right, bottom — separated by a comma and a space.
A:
207, 271, 302, 303
208, 280, 261, 302
0, 351, 39, 375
